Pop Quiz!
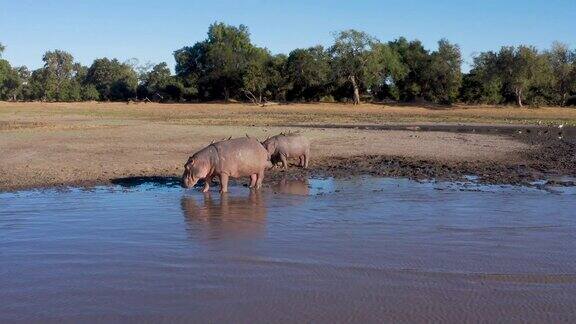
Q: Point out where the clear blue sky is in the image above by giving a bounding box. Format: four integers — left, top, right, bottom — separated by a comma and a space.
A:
1, 0, 574, 71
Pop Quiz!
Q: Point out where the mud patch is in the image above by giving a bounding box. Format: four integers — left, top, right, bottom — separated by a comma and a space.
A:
266, 124, 576, 187
292, 123, 576, 141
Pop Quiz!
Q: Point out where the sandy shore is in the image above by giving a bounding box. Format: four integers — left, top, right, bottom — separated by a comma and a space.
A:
1, 102, 575, 191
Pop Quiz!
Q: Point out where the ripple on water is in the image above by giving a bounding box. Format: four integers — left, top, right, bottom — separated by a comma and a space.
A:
1, 176, 576, 322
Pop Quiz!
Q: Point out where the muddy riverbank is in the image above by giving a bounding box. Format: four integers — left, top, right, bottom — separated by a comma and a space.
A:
1, 102, 575, 191
2, 127, 575, 191
313, 124, 576, 186
71, 124, 576, 192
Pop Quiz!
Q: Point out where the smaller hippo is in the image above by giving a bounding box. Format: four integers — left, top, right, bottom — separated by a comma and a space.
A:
262, 133, 310, 169
182, 137, 271, 193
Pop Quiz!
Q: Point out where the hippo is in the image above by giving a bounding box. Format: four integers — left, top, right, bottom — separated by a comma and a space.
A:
262, 133, 310, 169
182, 137, 271, 193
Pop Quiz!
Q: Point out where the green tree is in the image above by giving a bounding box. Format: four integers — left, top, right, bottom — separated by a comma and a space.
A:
12, 66, 32, 100
0, 60, 20, 100
496, 46, 551, 107
204, 23, 255, 101
174, 43, 205, 82
241, 48, 290, 105
285, 46, 331, 101
428, 39, 463, 104
388, 38, 433, 102
329, 30, 389, 104
460, 71, 502, 105
173, 43, 204, 100
241, 47, 271, 105
72, 63, 99, 101
370, 43, 407, 101
81, 84, 100, 101
462, 51, 503, 104
26, 50, 84, 101
547, 42, 576, 105
265, 54, 288, 102
85, 58, 138, 101
174, 22, 272, 102
139, 62, 185, 101
466, 46, 553, 106
143, 62, 171, 95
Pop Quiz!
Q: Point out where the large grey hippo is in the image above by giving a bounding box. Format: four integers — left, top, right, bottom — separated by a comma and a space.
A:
262, 133, 310, 169
182, 137, 271, 193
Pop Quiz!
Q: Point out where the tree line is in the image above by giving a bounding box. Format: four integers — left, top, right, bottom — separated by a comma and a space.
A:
1, 22, 575, 106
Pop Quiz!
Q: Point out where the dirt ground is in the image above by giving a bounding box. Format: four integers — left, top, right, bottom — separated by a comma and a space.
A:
1, 102, 575, 191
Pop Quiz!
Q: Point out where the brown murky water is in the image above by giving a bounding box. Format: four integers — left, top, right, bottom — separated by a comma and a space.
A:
1, 178, 576, 323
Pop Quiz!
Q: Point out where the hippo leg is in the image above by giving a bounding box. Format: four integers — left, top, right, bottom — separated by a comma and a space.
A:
249, 174, 257, 188
256, 170, 264, 189
219, 173, 229, 194
280, 154, 288, 170
298, 156, 304, 167
202, 175, 214, 192
304, 152, 309, 168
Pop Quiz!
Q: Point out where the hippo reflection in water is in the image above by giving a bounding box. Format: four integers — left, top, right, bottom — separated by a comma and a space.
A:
181, 179, 311, 242
181, 190, 267, 241
271, 178, 309, 196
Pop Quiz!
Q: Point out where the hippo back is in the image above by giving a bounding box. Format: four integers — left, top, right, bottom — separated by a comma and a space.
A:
273, 134, 309, 157
213, 137, 269, 177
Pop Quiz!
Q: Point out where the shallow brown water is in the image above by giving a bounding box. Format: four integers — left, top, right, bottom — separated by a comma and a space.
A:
1, 178, 576, 323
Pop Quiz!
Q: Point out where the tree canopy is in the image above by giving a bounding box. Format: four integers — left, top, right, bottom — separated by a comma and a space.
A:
1, 24, 575, 106
85, 58, 138, 101
329, 30, 382, 104
174, 22, 289, 104
547, 42, 576, 105
465, 45, 557, 106
285, 46, 331, 101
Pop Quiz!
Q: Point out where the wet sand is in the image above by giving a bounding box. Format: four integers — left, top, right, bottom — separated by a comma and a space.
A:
1, 102, 575, 191
1, 178, 575, 322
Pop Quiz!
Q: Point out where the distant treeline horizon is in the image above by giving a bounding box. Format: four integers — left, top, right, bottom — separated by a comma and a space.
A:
1, 22, 575, 107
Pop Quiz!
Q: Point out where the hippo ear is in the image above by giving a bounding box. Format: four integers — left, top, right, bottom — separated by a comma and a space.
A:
227, 136, 232, 140
210, 140, 215, 144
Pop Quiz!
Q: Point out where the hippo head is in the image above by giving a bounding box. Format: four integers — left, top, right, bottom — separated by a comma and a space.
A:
261, 138, 276, 157
182, 156, 209, 189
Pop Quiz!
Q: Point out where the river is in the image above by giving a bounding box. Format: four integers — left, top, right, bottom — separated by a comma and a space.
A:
1, 177, 575, 322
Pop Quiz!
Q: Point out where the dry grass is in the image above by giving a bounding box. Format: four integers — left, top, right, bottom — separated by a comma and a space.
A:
1, 101, 544, 191
1, 101, 576, 127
